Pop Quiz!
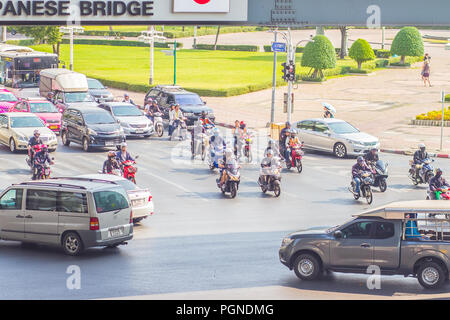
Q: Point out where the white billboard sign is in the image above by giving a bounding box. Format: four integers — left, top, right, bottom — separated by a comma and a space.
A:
173, 0, 230, 13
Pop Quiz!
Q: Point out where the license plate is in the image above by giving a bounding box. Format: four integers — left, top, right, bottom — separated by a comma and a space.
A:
108, 227, 124, 238
50, 125, 58, 129
132, 199, 145, 207
105, 141, 114, 146
135, 129, 144, 133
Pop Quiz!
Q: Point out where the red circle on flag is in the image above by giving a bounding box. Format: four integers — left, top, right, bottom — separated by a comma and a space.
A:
194, 0, 211, 4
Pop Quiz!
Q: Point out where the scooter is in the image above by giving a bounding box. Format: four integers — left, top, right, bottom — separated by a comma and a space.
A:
426, 187, 450, 200
286, 143, 304, 173
369, 160, 389, 192
258, 161, 282, 197
192, 131, 210, 161
120, 155, 139, 184
152, 112, 164, 137
409, 158, 434, 185
208, 144, 224, 170
33, 162, 52, 180
350, 171, 374, 204
216, 162, 241, 198
170, 119, 187, 141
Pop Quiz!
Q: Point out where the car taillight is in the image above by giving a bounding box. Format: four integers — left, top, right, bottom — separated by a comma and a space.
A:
148, 195, 153, 202
90, 217, 99, 230
130, 210, 133, 224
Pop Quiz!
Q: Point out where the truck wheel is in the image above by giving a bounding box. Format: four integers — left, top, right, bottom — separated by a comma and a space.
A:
62, 232, 84, 256
417, 261, 445, 289
293, 254, 321, 281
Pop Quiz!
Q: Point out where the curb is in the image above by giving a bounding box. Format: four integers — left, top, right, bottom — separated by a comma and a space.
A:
381, 149, 450, 159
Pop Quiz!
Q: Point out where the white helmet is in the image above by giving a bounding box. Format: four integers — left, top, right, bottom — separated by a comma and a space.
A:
267, 149, 274, 156
418, 143, 426, 149
121, 142, 127, 148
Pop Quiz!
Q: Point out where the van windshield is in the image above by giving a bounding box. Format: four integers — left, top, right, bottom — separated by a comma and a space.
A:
175, 94, 203, 106
93, 188, 129, 213
84, 112, 116, 125
65, 92, 94, 103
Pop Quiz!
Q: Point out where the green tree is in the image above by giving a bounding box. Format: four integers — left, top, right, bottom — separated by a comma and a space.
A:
390, 26, 424, 64
14, 26, 62, 57
301, 35, 336, 79
349, 38, 375, 69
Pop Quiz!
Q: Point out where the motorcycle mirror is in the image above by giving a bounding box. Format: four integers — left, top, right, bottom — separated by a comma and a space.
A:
97, 170, 103, 174
135, 155, 140, 159
334, 230, 342, 239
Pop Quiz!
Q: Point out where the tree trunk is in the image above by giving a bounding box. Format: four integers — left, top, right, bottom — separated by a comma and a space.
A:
339, 26, 348, 59
213, 26, 221, 50
401, 55, 405, 64
358, 61, 362, 69
109, 26, 113, 32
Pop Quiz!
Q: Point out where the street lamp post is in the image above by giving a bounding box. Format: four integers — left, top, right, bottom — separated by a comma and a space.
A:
59, 26, 84, 71
138, 27, 166, 85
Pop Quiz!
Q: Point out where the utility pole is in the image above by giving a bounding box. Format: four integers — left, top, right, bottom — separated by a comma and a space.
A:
193, 26, 198, 49
382, 26, 385, 50
59, 26, 84, 71
173, 40, 177, 85
270, 32, 277, 123
441, 90, 446, 151
138, 28, 166, 85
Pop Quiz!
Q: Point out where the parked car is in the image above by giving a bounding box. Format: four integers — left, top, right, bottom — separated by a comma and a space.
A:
294, 118, 380, 158
11, 98, 62, 133
0, 112, 58, 152
60, 106, 126, 152
87, 78, 114, 103
98, 102, 153, 138
279, 200, 450, 289
78, 174, 154, 224
144, 85, 215, 126
0, 178, 133, 255
0, 88, 19, 113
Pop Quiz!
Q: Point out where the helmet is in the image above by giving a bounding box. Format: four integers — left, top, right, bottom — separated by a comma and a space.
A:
371, 147, 378, 152
357, 156, 364, 163
267, 149, 274, 156
240, 121, 246, 129
121, 142, 127, 148
418, 143, 426, 149
201, 111, 207, 116
285, 121, 291, 127
108, 151, 116, 158
436, 168, 443, 175
290, 129, 297, 136
124, 93, 129, 97
213, 128, 220, 137
33, 129, 40, 136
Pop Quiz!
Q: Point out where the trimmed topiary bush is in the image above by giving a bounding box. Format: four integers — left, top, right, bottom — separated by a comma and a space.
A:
301, 35, 336, 79
349, 39, 376, 69
391, 27, 424, 64
446, 94, 450, 102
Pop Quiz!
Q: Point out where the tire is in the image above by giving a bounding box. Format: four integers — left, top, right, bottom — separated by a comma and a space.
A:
61, 131, 70, 146
62, 232, 84, 256
201, 144, 206, 161
417, 261, 445, 289
156, 124, 164, 137
296, 159, 303, 173
293, 254, 321, 281
333, 143, 347, 158
273, 180, 281, 197
9, 138, 16, 153
82, 137, 90, 152
365, 187, 373, 205
247, 149, 252, 163
230, 183, 237, 199
379, 178, 387, 192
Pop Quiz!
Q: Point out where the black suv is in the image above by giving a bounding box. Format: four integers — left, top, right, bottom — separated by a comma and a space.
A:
144, 86, 215, 126
60, 106, 126, 152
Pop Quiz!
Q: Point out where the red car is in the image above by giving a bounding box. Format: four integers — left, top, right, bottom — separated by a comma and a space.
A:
0, 88, 19, 113
11, 98, 62, 133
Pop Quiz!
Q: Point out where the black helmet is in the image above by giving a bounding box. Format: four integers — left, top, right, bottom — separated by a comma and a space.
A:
436, 168, 443, 175
357, 156, 364, 163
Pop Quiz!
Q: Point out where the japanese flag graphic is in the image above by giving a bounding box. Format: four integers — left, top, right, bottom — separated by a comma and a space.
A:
173, 0, 230, 13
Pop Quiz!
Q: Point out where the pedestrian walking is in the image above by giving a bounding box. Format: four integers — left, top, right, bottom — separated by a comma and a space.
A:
421, 59, 431, 87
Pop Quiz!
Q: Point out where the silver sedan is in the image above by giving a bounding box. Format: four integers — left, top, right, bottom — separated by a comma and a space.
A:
293, 118, 380, 158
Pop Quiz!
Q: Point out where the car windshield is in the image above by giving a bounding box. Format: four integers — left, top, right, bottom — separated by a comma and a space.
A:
0, 92, 18, 102
88, 79, 105, 90
112, 105, 143, 117
175, 94, 203, 105
328, 121, 359, 134
84, 112, 116, 125
65, 92, 94, 103
116, 179, 139, 191
29, 102, 58, 113
10, 116, 44, 128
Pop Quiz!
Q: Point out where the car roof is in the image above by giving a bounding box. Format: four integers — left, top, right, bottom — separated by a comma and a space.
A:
297, 118, 345, 124
14, 178, 122, 192
152, 85, 195, 95
2, 112, 40, 118
102, 102, 138, 108
67, 106, 105, 114
76, 174, 142, 191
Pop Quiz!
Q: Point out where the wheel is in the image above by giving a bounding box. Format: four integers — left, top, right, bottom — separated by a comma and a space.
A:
61, 131, 70, 146
49, 148, 56, 153
9, 138, 16, 153
273, 180, 281, 197
201, 144, 206, 161
62, 232, 84, 256
293, 254, 321, 281
230, 183, 237, 199
417, 261, 445, 289
333, 143, 347, 158
296, 160, 303, 173
82, 137, 90, 152
247, 149, 252, 163
156, 124, 164, 137
365, 187, 373, 205
379, 178, 387, 192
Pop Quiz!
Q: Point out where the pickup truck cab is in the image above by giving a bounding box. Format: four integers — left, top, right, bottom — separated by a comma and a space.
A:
279, 200, 450, 289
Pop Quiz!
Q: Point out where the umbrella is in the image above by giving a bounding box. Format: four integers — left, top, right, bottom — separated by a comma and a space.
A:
322, 102, 336, 114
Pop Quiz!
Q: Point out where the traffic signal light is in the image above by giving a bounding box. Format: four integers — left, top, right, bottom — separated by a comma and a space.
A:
281, 61, 296, 82
281, 62, 289, 81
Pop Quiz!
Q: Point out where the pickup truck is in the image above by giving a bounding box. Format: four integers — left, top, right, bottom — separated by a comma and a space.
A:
279, 200, 450, 289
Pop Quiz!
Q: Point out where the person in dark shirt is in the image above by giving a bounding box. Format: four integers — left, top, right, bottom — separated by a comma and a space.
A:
279, 122, 291, 160
429, 168, 450, 200
103, 151, 121, 174
32, 145, 54, 180
351, 156, 372, 195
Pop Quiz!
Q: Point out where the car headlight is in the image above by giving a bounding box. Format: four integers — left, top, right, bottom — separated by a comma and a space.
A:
17, 135, 27, 142
281, 237, 294, 247
87, 128, 97, 136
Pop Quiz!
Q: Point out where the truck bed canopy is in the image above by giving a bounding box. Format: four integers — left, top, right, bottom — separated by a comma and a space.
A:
355, 200, 450, 219
40, 69, 88, 92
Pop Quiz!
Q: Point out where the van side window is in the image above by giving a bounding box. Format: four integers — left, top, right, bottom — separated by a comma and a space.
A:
93, 190, 129, 213
0, 189, 23, 210
58, 192, 88, 213
26, 190, 57, 211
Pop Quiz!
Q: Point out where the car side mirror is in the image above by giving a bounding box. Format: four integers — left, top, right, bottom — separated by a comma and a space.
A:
203, 101, 207, 105
334, 231, 342, 239
135, 155, 140, 159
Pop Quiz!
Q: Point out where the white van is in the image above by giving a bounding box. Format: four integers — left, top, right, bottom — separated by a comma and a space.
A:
0, 177, 133, 255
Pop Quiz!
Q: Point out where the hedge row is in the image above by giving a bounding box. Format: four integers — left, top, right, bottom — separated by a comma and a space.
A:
195, 44, 259, 52
60, 38, 182, 48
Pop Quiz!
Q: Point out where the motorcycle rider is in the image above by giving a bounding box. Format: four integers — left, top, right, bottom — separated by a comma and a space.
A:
103, 151, 121, 174
260, 149, 280, 185
364, 147, 379, 173
218, 148, 239, 188
123, 93, 135, 105
429, 168, 450, 200
413, 143, 429, 178
279, 122, 291, 160
28, 129, 43, 166
168, 104, 176, 137
116, 142, 135, 163
265, 138, 280, 157
171, 104, 184, 138
46, 92, 54, 103
32, 145, 54, 180
285, 129, 301, 165
352, 156, 372, 195
232, 120, 244, 158
210, 128, 226, 166
147, 100, 162, 123
199, 111, 214, 127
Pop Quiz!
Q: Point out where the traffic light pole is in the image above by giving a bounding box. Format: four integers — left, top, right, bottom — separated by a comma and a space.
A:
286, 28, 293, 123
270, 32, 277, 124
173, 40, 177, 85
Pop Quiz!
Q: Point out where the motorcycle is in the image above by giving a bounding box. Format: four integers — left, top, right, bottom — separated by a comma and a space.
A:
286, 143, 304, 173
350, 171, 374, 204
242, 132, 254, 163
33, 162, 52, 180
258, 161, 282, 197
208, 144, 224, 170
369, 160, 389, 192
216, 161, 241, 198
426, 187, 450, 200
152, 112, 164, 137
191, 125, 213, 161
26, 144, 43, 171
409, 158, 434, 185
121, 155, 139, 184
170, 119, 187, 141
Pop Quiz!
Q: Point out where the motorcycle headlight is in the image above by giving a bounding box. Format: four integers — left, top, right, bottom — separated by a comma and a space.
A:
281, 237, 294, 247
87, 128, 97, 136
